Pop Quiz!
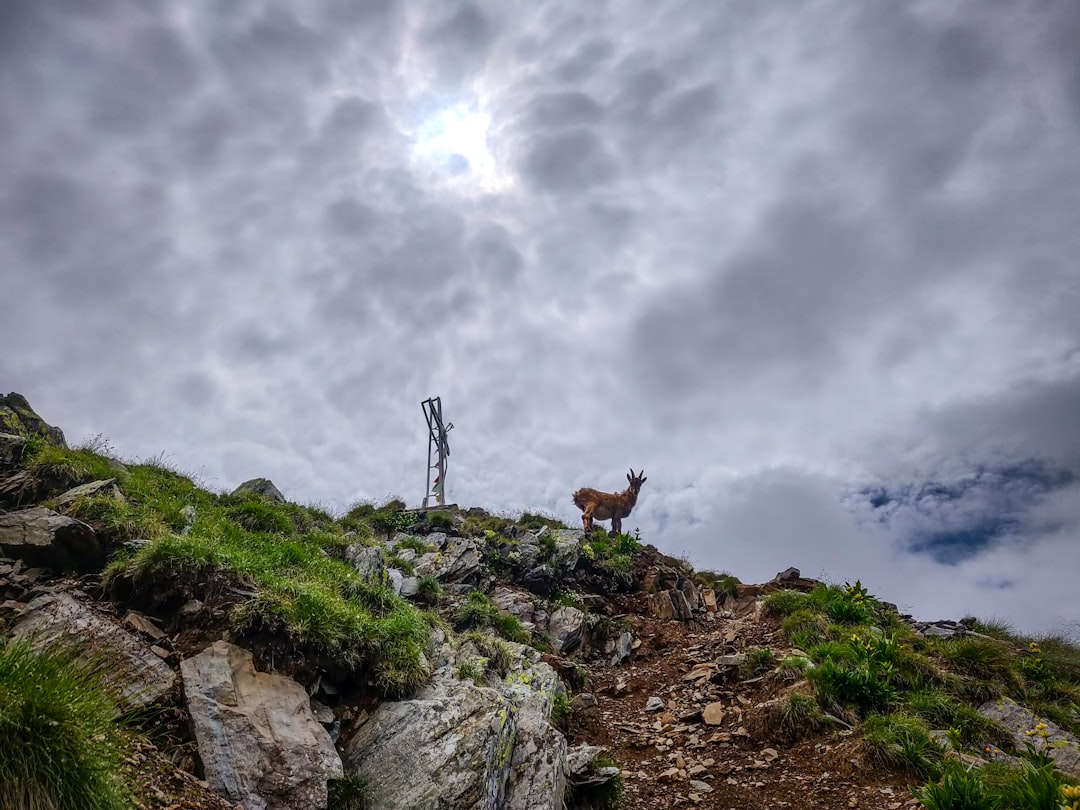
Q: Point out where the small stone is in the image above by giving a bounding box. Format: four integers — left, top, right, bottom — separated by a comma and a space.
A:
689, 780, 713, 793
703, 702, 726, 726
761, 747, 779, 762
150, 645, 172, 660
645, 696, 666, 712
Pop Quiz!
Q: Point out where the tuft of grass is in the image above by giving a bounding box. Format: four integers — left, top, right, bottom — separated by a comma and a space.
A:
455, 658, 485, 685
0, 638, 133, 810
567, 753, 623, 810
861, 713, 944, 778
764, 589, 810, 617
935, 636, 1019, 692
551, 691, 572, 729
328, 774, 373, 810
781, 609, 830, 649
416, 576, 443, 605
461, 631, 516, 677
740, 647, 774, 679
493, 612, 531, 644
395, 536, 433, 554
778, 692, 826, 742
66, 493, 167, 544
455, 590, 501, 630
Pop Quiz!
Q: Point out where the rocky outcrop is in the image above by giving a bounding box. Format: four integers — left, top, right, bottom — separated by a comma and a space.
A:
413, 532, 482, 584
343, 675, 517, 809
53, 478, 124, 509
343, 641, 566, 810
0, 507, 102, 572
344, 543, 385, 584
0, 433, 27, 470
13, 592, 176, 710
181, 640, 343, 810
648, 588, 694, 621
231, 478, 285, 503
0, 392, 66, 445
979, 696, 1080, 778
548, 606, 586, 655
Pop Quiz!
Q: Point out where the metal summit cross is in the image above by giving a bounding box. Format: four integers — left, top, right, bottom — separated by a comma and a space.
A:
421, 397, 453, 508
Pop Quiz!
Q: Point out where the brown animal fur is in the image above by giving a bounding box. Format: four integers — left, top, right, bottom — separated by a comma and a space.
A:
572, 469, 647, 534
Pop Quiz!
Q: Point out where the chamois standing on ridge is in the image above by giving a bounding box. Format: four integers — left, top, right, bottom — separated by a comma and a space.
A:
572, 469, 647, 535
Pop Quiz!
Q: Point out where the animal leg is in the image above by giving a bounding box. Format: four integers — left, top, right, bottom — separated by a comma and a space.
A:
582, 507, 594, 532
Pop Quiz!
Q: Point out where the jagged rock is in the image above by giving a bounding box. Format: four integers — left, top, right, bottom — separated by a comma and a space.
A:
343, 637, 566, 810
645, 696, 665, 712
647, 589, 694, 621
503, 652, 568, 810
608, 630, 634, 665
53, 478, 124, 509
13, 593, 175, 710
979, 697, 1080, 777
0, 392, 66, 445
679, 578, 700, 611
231, 478, 285, 503
414, 533, 482, 584
0, 433, 27, 469
0, 506, 102, 572
772, 567, 801, 583
342, 676, 517, 809
400, 576, 420, 597
701, 588, 718, 612
490, 586, 537, 624
388, 567, 404, 594
566, 744, 619, 789
344, 544, 385, 584
548, 606, 586, 655
181, 640, 342, 810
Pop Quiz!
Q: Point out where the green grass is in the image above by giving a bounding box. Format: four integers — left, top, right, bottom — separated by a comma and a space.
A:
764, 589, 810, 617
0, 638, 133, 810
104, 464, 435, 693
861, 713, 944, 778
776, 692, 826, 742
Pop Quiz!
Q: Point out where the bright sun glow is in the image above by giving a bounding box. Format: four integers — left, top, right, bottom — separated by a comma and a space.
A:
412, 103, 509, 192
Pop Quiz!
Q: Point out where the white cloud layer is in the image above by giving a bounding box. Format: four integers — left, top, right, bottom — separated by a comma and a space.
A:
3, 0, 1079, 635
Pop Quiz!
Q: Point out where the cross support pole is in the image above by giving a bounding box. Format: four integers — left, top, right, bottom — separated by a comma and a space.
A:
421, 397, 453, 508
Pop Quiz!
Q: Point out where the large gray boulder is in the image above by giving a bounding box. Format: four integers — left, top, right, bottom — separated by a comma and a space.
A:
344, 543, 386, 584
343, 676, 516, 809
13, 593, 175, 711
0, 507, 102, 572
343, 641, 567, 810
181, 641, 343, 810
548, 606, 586, 655
0, 392, 66, 445
231, 478, 285, 503
414, 533, 482, 584
979, 697, 1080, 778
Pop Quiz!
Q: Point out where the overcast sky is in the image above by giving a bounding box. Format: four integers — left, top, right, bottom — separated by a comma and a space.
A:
3, 1, 1079, 635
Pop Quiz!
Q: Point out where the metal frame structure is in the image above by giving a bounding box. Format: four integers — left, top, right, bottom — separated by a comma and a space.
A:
421, 397, 453, 508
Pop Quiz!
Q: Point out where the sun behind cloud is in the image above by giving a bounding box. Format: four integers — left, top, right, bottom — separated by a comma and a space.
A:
412, 102, 510, 192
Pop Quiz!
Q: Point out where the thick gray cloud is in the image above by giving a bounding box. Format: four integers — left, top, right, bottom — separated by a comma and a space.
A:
3, 0, 1079, 634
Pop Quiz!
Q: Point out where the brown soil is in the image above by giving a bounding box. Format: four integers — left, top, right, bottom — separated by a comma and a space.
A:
566, 603, 922, 810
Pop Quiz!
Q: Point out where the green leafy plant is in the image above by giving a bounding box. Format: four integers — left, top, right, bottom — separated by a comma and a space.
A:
764, 589, 810, 617
911, 758, 999, 809
551, 691, 572, 729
